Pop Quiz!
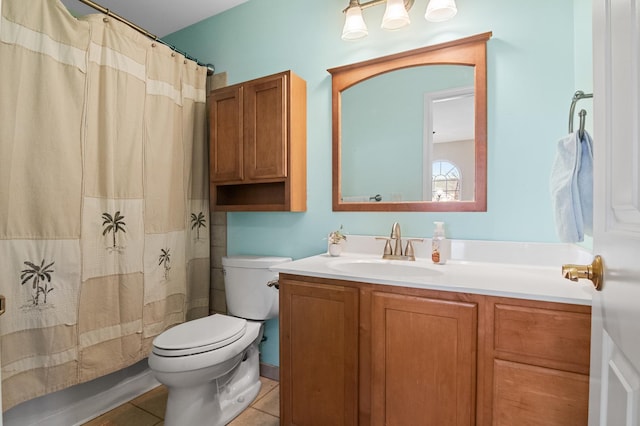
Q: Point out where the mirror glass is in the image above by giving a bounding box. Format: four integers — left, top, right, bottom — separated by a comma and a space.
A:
341, 65, 474, 203
329, 32, 491, 212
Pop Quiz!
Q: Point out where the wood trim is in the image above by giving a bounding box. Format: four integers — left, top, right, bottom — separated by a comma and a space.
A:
288, 71, 307, 212
327, 32, 493, 76
358, 287, 373, 425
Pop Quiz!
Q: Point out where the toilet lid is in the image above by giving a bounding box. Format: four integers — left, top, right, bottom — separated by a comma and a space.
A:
152, 314, 247, 357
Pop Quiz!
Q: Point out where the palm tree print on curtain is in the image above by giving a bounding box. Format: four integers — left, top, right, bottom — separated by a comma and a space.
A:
190, 212, 206, 240
102, 211, 126, 253
158, 248, 171, 280
20, 259, 55, 307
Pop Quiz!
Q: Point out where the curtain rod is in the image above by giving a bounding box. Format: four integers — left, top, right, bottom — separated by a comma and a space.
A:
75, 0, 215, 75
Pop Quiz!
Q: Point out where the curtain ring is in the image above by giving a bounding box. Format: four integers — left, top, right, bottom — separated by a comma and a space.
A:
103, 17, 109, 23
151, 43, 156, 48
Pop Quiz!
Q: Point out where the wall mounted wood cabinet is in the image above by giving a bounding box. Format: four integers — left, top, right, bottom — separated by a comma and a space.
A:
208, 70, 306, 211
279, 274, 591, 426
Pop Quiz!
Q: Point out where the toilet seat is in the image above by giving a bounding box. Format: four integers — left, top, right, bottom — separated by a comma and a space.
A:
152, 314, 247, 357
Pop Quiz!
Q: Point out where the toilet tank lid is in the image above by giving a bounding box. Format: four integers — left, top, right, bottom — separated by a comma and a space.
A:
222, 255, 292, 269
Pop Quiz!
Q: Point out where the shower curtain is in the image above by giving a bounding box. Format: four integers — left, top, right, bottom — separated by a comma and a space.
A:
0, 0, 210, 410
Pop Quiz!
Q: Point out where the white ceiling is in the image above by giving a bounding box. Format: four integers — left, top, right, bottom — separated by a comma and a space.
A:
60, 0, 248, 37
433, 95, 474, 144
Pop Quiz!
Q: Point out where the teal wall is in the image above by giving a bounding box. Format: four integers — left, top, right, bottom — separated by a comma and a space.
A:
165, 0, 592, 367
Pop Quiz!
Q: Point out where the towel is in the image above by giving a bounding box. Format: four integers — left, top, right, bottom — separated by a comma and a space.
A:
550, 130, 594, 242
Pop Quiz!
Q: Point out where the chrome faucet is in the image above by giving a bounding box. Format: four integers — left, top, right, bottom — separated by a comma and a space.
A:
377, 222, 423, 261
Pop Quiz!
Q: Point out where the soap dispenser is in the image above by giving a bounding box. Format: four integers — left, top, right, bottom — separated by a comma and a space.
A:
431, 221, 450, 264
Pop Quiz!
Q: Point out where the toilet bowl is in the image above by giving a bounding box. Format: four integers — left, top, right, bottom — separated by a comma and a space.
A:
148, 255, 291, 426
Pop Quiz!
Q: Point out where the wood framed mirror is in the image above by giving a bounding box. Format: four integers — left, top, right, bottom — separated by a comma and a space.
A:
328, 32, 492, 212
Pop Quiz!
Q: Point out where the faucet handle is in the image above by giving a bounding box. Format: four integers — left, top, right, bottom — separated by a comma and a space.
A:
375, 237, 393, 256
404, 239, 424, 260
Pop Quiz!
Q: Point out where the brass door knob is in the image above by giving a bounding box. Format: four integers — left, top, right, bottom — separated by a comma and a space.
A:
562, 255, 603, 291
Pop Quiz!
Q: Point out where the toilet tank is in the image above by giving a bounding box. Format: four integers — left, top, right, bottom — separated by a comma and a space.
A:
222, 255, 292, 320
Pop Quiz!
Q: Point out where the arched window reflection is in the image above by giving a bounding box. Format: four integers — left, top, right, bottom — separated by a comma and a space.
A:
432, 160, 461, 201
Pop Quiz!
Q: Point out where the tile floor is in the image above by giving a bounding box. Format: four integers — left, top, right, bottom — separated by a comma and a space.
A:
82, 376, 280, 426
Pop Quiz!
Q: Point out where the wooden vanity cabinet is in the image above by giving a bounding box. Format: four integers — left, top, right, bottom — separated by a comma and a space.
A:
280, 274, 591, 426
371, 292, 478, 426
208, 70, 306, 211
280, 275, 479, 426
480, 297, 591, 426
279, 277, 359, 426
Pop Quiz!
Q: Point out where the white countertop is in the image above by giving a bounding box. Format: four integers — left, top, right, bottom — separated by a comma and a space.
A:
271, 236, 594, 306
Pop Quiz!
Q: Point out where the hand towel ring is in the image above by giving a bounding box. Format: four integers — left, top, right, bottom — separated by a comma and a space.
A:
569, 90, 593, 139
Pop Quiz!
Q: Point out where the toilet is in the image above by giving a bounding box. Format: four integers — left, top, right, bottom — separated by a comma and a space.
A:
148, 255, 291, 426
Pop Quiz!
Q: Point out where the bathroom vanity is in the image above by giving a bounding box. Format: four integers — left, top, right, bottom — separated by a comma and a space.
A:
274, 238, 592, 426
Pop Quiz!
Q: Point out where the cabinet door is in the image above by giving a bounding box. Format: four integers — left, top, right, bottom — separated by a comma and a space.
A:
209, 85, 243, 182
280, 278, 359, 426
243, 74, 287, 180
484, 301, 591, 426
493, 360, 589, 426
371, 292, 477, 426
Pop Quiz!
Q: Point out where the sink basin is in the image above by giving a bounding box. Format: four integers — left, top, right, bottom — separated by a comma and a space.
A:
327, 258, 442, 278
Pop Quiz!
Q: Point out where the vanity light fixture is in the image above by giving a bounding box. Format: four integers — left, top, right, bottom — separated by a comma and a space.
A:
341, 0, 457, 41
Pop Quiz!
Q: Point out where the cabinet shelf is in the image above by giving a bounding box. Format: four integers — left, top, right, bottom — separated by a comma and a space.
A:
213, 182, 287, 211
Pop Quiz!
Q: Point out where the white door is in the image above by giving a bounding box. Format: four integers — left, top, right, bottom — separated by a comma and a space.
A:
0, 1, 5, 422
0, 0, 4, 417
588, 0, 640, 424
